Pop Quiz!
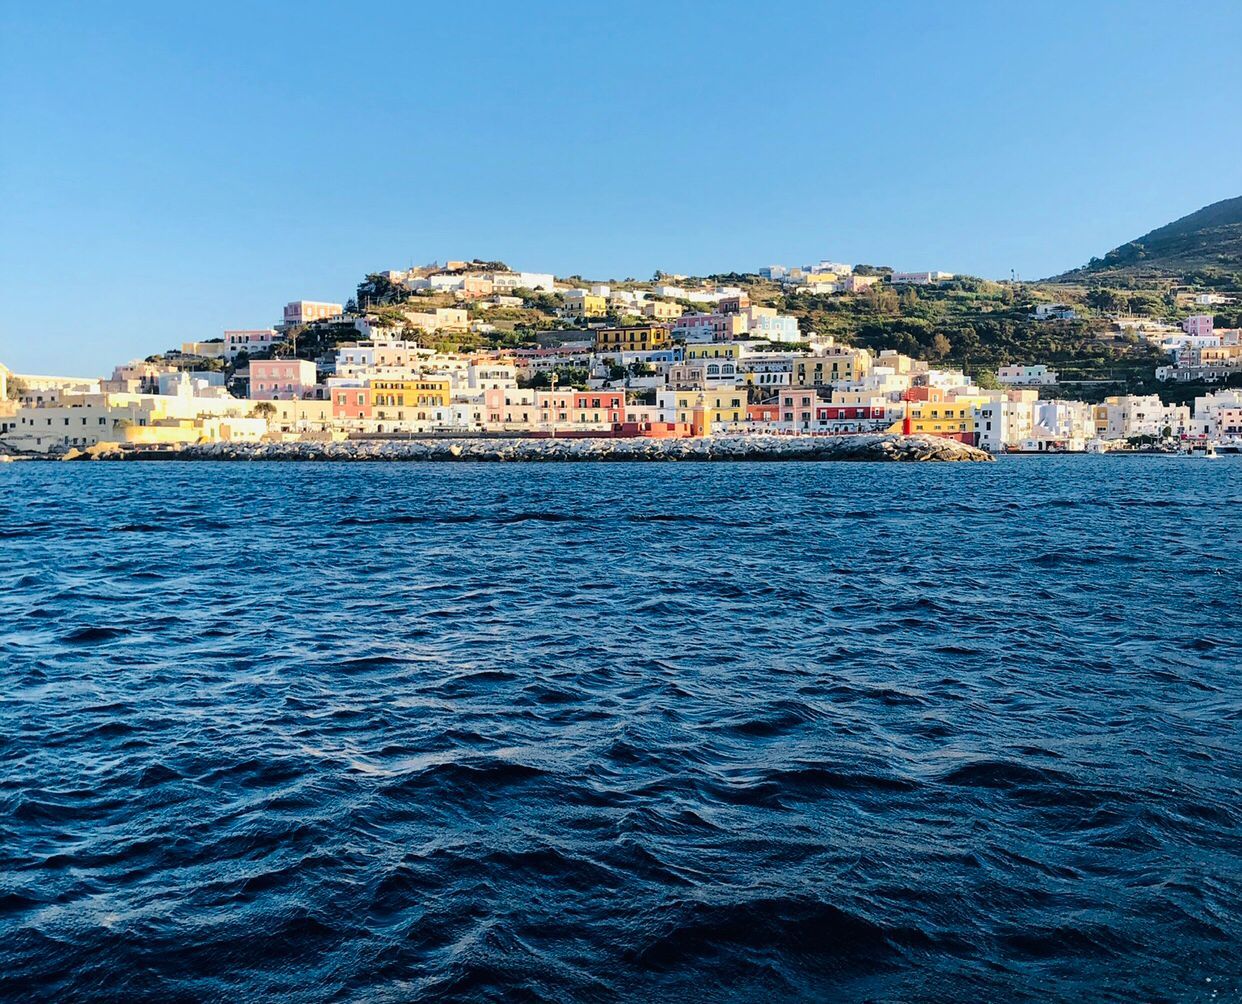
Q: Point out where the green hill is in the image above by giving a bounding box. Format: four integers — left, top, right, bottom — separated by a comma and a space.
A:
1054, 196, 1242, 284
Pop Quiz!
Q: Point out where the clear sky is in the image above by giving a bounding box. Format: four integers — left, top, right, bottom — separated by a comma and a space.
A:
2, 1, 1240, 375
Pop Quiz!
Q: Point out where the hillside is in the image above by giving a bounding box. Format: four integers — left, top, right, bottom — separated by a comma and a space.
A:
1054, 196, 1242, 284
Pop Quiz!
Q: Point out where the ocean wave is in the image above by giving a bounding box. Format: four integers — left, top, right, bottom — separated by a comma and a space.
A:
1, 458, 1238, 1000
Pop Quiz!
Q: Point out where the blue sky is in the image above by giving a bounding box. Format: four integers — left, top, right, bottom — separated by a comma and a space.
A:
2, 1, 1240, 374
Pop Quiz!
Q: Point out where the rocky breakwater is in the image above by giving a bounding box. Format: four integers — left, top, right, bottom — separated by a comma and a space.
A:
72, 434, 993, 463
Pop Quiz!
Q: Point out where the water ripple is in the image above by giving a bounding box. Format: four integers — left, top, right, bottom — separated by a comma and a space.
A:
0, 456, 1239, 1001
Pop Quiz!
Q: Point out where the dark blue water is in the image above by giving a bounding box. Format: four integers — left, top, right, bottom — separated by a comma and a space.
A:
1, 457, 1239, 1002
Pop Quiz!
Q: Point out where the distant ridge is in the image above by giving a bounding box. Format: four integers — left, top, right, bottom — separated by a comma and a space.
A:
1053, 196, 1242, 281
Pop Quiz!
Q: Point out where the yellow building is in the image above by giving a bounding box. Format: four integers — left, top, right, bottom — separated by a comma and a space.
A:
686, 344, 741, 364
594, 325, 672, 352
265, 398, 334, 433
658, 387, 747, 432
803, 272, 841, 288
793, 348, 871, 386
1200, 345, 1242, 363
402, 307, 469, 333
875, 349, 919, 374
564, 292, 608, 318
642, 300, 680, 320
906, 401, 974, 438
370, 379, 451, 418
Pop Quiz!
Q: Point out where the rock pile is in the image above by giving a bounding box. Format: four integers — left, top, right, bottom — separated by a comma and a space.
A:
69, 434, 993, 463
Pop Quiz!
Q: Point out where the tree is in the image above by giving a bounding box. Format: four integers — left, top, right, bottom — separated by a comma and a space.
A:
1086, 288, 1124, 312
1127, 292, 1163, 317
864, 284, 899, 315
251, 402, 276, 418
930, 334, 952, 359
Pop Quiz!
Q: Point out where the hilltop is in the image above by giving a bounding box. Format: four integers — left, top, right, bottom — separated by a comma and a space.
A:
1053, 196, 1242, 285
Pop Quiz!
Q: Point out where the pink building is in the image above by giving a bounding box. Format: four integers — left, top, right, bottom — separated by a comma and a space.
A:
1184, 314, 1214, 337
332, 386, 373, 420
779, 388, 890, 432
249, 359, 317, 400
573, 391, 625, 426
1218, 407, 1242, 436
284, 301, 344, 326
673, 313, 745, 342
483, 388, 625, 430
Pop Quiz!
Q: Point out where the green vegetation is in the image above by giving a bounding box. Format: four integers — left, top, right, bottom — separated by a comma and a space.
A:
766, 276, 1164, 396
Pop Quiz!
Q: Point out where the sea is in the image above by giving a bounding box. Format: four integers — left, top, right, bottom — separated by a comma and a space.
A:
1, 456, 1239, 1002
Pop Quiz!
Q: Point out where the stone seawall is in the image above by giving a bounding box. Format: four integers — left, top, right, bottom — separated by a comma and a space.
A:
69, 434, 993, 463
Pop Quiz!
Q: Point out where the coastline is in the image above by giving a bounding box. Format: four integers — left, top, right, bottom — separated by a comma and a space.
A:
56, 433, 994, 463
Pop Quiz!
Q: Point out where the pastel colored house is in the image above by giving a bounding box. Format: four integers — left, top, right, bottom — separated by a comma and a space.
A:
778, 389, 893, 433
743, 307, 800, 343
484, 387, 537, 428
369, 379, 452, 420
283, 301, 344, 326
672, 313, 747, 343
594, 325, 672, 352
656, 387, 747, 431
1183, 314, 1214, 338
792, 348, 871, 386
332, 386, 373, 420
997, 364, 1058, 386
685, 343, 740, 383
224, 329, 281, 360
902, 398, 975, 442
403, 307, 469, 333
840, 275, 879, 293
249, 359, 318, 400
563, 291, 608, 318
642, 300, 681, 321
180, 341, 226, 359
572, 391, 625, 426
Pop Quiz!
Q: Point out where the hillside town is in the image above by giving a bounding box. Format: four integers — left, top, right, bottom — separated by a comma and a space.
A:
3, 259, 1241, 456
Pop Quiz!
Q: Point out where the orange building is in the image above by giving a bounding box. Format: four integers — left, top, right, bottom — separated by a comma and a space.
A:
332, 386, 372, 420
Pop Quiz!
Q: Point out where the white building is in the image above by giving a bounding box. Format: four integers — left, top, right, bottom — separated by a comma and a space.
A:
224, 329, 281, 360
1094, 395, 1190, 440
1034, 399, 1095, 443
1190, 389, 1242, 438
1033, 304, 1077, 320
890, 271, 954, 285
491, 271, 556, 293
997, 364, 1058, 386
973, 398, 1035, 452
1, 386, 255, 453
